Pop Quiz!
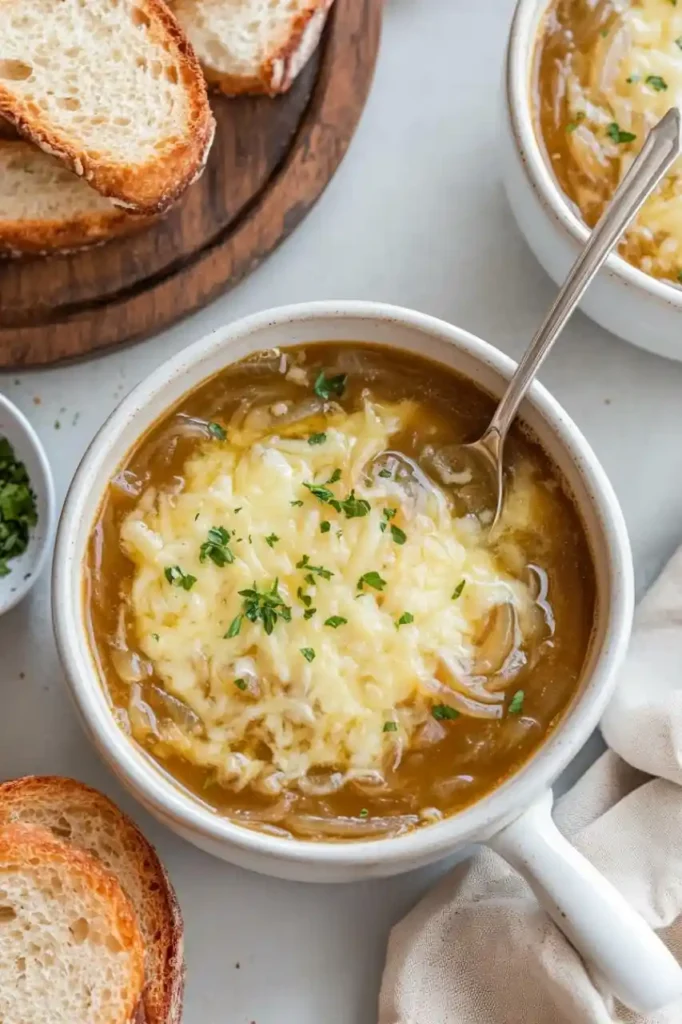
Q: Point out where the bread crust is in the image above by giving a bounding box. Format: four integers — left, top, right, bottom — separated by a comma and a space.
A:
0, 777, 184, 1024
0, 821, 145, 1024
0, 0, 215, 213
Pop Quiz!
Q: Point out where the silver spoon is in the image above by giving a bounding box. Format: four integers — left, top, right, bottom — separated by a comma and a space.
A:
455, 107, 682, 529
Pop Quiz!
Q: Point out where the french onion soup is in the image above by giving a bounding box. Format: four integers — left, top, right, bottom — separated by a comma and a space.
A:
85, 344, 595, 841
535, 0, 682, 283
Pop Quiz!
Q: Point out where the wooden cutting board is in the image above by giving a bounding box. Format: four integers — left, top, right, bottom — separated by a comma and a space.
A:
0, 0, 381, 368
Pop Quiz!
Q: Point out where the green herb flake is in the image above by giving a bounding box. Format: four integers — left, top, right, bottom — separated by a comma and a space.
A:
677, 270, 682, 283
234, 678, 247, 691
383, 721, 398, 732
359, 808, 369, 818
600, 27, 608, 37
164, 565, 197, 591
324, 616, 347, 628
303, 482, 335, 504
297, 586, 312, 608
509, 690, 525, 715
265, 533, 279, 548
337, 490, 370, 518
626, 74, 640, 84
200, 526, 235, 567
358, 571, 387, 592
390, 524, 407, 545
646, 74, 668, 92
452, 580, 466, 600
432, 704, 460, 721
396, 612, 414, 627
224, 614, 243, 638
238, 579, 292, 636
151, 633, 159, 641
314, 371, 347, 401
606, 122, 636, 144
308, 432, 327, 446
300, 647, 316, 663
0, 437, 38, 578
676, 36, 682, 50
303, 608, 317, 620
207, 421, 227, 440
320, 520, 331, 534
327, 468, 342, 484
378, 468, 392, 478
565, 111, 585, 133
297, 554, 333, 580
290, 499, 304, 507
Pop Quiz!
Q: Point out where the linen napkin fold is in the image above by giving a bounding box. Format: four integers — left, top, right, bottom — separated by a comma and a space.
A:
379, 547, 682, 1024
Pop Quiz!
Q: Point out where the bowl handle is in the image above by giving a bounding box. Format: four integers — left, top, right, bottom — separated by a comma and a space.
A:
488, 790, 682, 1013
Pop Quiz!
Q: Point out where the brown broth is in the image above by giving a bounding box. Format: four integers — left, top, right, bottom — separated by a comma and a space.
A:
85, 344, 596, 840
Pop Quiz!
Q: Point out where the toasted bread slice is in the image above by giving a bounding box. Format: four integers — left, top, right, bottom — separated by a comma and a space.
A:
0, 777, 184, 1024
171, 0, 334, 95
0, 141, 149, 255
0, 821, 145, 1024
0, 0, 215, 213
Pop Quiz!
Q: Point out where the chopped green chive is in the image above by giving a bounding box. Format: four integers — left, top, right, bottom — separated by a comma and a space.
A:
200, 526, 234, 567
606, 122, 636, 144
383, 721, 398, 732
308, 432, 327, 446
509, 690, 525, 715
432, 704, 460, 721
327, 468, 342, 484
300, 647, 316, 663
238, 580, 292, 636
265, 533, 279, 548
224, 614, 243, 638
164, 565, 197, 590
452, 580, 466, 600
207, 421, 226, 440
357, 571, 387, 592
396, 612, 414, 627
320, 520, 331, 534
290, 499, 304, 507
314, 371, 347, 401
297, 554, 333, 579
234, 678, 247, 691
359, 808, 369, 818
646, 74, 668, 92
390, 524, 407, 545
324, 616, 347, 628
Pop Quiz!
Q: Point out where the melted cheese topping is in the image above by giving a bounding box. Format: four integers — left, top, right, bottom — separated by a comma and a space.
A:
560, 0, 682, 279
119, 401, 539, 795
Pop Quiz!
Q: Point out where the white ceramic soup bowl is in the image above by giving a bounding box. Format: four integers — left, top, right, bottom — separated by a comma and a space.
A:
53, 302, 682, 1013
503, 0, 682, 362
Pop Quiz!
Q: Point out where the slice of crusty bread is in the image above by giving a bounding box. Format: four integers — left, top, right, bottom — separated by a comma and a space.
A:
0, 822, 145, 1024
0, 0, 215, 213
0, 141, 149, 255
171, 0, 334, 95
0, 777, 184, 1024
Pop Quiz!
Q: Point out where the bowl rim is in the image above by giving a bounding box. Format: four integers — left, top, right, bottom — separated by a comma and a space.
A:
506, 0, 682, 308
0, 393, 56, 613
53, 301, 634, 869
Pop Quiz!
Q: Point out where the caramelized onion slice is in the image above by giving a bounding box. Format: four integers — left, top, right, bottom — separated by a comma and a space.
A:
471, 603, 518, 677
285, 813, 420, 839
422, 677, 504, 720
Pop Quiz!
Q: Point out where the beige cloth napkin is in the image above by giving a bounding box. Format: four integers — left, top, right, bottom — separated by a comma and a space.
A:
379, 548, 682, 1024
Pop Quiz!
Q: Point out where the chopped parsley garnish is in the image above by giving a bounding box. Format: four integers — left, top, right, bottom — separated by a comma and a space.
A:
379, 507, 397, 533
290, 499, 304, 507
646, 74, 668, 92
357, 571, 387, 592
452, 580, 466, 600
234, 678, 247, 691
308, 432, 327, 446
151, 633, 159, 641
303, 608, 317, 620
200, 526, 234, 566
300, 647, 316, 663
390, 524, 407, 545
359, 808, 369, 818
378, 468, 392, 478
296, 554, 333, 580
396, 612, 414, 627
238, 579, 291, 635
383, 721, 398, 732
164, 565, 197, 590
314, 371, 347, 401
303, 482, 335, 504
676, 36, 682, 50
626, 74, 640, 84
327, 468, 342, 484
265, 533, 279, 548
0, 438, 38, 578
224, 614, 243, 638
432, 704, 460, 721
324, 616, 347, 628
565, 111, 585, 133
509, 690, 525, 715
207, 421, 226, 440
606, 122, 636, 144
337, 490, 370, 518
320, 520, 331, 533
297, 586, 312, 608
600, 27, 608, 37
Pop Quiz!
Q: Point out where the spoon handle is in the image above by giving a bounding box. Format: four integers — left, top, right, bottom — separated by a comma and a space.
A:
489, 107, 682, 440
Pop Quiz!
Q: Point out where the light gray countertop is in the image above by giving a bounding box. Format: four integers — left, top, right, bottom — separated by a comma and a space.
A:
1, 1, 681, 1021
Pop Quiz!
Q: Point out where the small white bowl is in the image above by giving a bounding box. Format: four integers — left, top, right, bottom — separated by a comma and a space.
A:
0, 394, 55, 613
502, 0, 682, 361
